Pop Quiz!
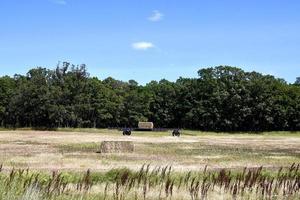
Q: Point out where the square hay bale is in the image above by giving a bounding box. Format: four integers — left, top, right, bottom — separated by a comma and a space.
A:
98, 141, 134, 153
138, 122, 154, 129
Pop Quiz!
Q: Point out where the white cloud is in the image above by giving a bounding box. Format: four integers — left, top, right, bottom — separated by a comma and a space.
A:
132, 42, 155, 50
51, 0, 67, 5
148, 10, 163, 22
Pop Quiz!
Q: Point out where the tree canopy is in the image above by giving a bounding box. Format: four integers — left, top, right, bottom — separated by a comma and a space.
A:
1, 63, 300, 131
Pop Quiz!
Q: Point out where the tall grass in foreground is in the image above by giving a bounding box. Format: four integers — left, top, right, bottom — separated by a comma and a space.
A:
0, 163, 299, 200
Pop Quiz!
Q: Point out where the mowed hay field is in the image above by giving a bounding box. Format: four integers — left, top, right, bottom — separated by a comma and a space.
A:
0, 129, 299, 171
0, 129, 300, 199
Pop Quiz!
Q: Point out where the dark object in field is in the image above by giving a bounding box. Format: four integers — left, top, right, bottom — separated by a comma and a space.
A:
98, 141, 134, 153
172, 129, 181, 137
122, 128, 132, 136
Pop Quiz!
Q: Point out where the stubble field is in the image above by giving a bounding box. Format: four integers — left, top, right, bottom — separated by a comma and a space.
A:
0, 129, 299, 200
0, 129, 299, 172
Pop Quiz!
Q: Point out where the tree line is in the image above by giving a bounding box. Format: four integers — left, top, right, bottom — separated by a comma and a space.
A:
0, 62, 300, 131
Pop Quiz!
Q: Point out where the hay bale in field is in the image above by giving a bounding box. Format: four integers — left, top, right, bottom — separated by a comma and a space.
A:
138, 122, 154, 130
98, 141, 134, 153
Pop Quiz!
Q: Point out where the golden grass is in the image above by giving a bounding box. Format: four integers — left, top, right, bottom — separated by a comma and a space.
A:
0, 129, 299, 172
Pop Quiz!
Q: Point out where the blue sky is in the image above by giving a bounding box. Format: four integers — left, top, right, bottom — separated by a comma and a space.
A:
0, 0, 300, 84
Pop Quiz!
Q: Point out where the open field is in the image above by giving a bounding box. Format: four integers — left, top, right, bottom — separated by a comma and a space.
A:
0, 129, 299, 199
0, 129, 299, 172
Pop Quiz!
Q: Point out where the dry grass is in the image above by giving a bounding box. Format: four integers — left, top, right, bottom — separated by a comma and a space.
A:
0, 163, 299, 200
0, 129, 299, 172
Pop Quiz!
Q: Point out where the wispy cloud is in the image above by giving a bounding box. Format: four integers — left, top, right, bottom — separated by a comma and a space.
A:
132, 42, 155, 50
148, 10, 164, 22
51, 0, 67, 5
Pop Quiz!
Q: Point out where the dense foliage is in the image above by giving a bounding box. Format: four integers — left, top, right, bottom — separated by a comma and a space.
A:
1, 63, 300, 131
